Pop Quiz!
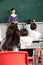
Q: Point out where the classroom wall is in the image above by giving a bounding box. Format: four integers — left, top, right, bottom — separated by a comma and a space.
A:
0, 22, 43, 41
0, 0, 43, 23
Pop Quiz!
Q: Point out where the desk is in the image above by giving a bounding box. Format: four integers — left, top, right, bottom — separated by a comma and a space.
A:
20, 38, 43, 55
25, 43, 40, 49
25, 39, 43, 56
33, 38, 43, 42
33, 38, 43, 49
25, 38, 43, 49
21, 38, 43, 65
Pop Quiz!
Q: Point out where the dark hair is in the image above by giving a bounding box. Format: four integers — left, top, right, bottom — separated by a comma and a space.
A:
25, 19, 34, 24
20, 28, 28, 36
30, 22, 37, 30
11, 8, 15, 11
25, 19, 31, 24
2, 23, 20, 51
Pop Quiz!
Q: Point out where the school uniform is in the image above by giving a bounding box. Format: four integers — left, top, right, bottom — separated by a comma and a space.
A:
20, 36, 33, 56
8, 14, 19, 23
20, 36, 33, 49
24, 24, 32, 33
30, 30, 41, 40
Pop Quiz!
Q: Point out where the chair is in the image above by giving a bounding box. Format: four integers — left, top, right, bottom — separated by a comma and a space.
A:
0, 51, 28, 65
41, 50, 43, 65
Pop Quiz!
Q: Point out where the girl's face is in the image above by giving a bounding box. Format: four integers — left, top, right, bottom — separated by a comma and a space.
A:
12, 9, 15, 14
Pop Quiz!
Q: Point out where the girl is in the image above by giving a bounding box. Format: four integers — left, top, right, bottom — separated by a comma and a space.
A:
8, 8, 19, 23
2, 23, 20, 51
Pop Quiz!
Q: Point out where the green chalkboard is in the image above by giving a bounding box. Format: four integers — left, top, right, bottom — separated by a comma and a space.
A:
0, 0, 43, 23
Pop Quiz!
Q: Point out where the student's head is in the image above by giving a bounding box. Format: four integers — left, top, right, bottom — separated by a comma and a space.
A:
25, 19, 34, 24
11, 8, 15, 14
2, 23, 20, 51
20, 28, 28, 36
25, 19, 31, 24
30, 22, 37, 30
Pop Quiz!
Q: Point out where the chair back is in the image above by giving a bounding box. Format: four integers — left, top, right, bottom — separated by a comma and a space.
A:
0, 51, 28, 65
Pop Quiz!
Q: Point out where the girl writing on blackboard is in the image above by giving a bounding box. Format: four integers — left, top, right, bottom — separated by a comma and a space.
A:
8, 8, 19, 23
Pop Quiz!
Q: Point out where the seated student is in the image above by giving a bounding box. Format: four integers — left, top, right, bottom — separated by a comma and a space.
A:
20, 28, 33, 56
30, 22, 41, 40
24, 19, 34, 33
1, 23, 20, 51
8, 8, 19, 23
30, 22, 41, 63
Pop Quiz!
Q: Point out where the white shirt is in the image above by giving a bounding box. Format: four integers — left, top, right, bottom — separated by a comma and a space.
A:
30, 30, 41, 40
20, 36, 33, 49
24, 24, 31, 33
11, 14, 17, 17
